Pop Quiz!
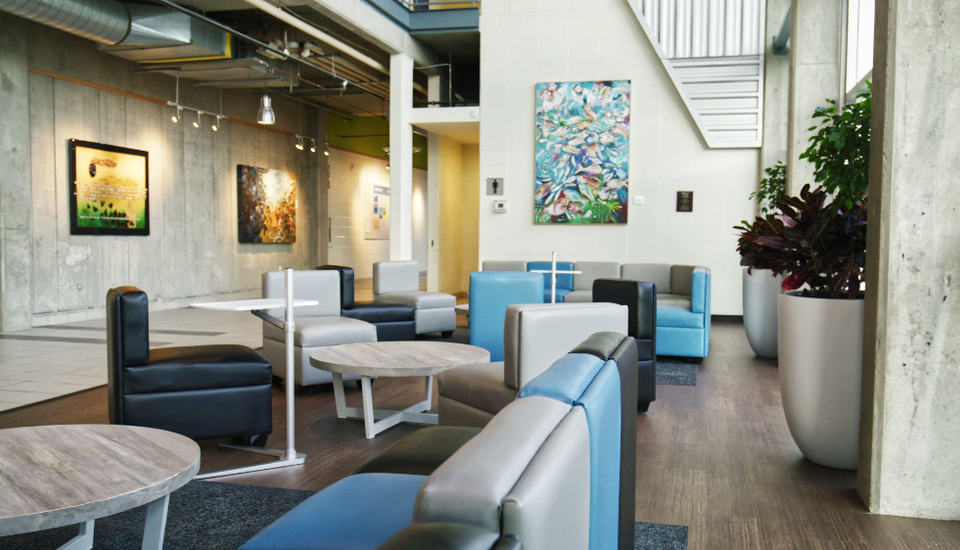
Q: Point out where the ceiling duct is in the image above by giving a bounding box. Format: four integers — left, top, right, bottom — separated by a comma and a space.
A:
0, 0, 230, 62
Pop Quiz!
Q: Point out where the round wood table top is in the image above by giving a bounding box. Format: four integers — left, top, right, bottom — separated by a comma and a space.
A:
309, 341, 490, 377
0, 424, 200, 536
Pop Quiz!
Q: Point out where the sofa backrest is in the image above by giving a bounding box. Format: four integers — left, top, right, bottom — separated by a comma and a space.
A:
482, 260, 528, 272
373, 261, 419, 295
573, 262, 621, 290
527, 261, 575, 291
106, 286, 151, 426
316, 265, 355, 309
262, 270, 341, 319
502, 303, 628, 390
469, 271, 544, 362
414, 396, 591, 550
621, 263, 671, 294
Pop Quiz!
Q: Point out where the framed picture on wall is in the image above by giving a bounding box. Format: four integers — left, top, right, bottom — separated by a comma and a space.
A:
69, 139, 149, 236
237, 164, 297, 243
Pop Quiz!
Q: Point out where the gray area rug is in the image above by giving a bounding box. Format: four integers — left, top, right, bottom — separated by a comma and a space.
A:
0, 480, 689, 550
656, 361, 698, 386
636, 521, 689, 549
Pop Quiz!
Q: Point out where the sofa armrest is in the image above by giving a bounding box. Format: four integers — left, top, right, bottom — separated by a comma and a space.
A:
690, 267, 711, 314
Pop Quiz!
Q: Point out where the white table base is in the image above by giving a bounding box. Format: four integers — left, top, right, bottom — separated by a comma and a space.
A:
193, 448, 306, 480
57, 494, 171, 550
331, 373, 437, 439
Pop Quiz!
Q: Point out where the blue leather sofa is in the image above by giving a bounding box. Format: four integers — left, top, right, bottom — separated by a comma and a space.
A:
239, 332, 638, 550
482, 260, 712, 358
468, 271, 543, 362
526, 260, 575, 303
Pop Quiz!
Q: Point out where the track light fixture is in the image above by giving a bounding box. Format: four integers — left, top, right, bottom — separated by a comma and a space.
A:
309, 140, 317, 153
212, 116, 221, 131
295, 137, 304, 151
193, 111, 200, 128
171, 107, 181, 123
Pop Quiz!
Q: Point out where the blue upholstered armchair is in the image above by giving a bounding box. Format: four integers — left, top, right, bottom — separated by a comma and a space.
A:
656, 266, 711, 358
468, 271, 543, 362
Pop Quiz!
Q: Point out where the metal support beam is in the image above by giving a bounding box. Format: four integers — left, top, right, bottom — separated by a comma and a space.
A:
774, 8, 791, 55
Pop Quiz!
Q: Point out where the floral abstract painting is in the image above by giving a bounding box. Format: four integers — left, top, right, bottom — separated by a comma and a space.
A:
535, 81, 630, 224
237, 165, 297, 243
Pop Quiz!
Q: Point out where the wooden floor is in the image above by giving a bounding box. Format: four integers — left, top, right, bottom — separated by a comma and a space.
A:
1, 318, 958, 549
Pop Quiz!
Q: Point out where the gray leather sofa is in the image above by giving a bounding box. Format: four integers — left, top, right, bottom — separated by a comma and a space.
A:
373, 261, 457, 336
262, 270, 376, 388
438, 302, 628, 427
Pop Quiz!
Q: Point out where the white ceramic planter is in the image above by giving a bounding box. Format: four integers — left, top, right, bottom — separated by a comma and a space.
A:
742, 268, 783, 358
778, 292, 863, 470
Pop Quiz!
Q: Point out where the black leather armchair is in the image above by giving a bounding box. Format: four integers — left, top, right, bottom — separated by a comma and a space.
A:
107, 287, 273, 443
593, 279, 657, 412
317, 265, 416, 341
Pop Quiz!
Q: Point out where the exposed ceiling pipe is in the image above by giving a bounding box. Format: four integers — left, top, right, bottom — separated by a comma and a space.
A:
148, 0, 388, 102
0, 0, 130, 45
242, 0, 389, 76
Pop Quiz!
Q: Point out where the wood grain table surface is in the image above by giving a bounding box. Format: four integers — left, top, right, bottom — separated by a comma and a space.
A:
0, 424, 200, 535
310, 341, 490, 377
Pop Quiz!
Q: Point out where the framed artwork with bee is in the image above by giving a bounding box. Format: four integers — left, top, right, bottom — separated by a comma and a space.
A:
69, 139, 149, 236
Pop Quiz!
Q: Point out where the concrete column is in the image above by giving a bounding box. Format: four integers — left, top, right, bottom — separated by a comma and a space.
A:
858, 0, 960, 520
758, 0, 792, 208
426, 132, 440, 291
427, 75, 441, 108
786, 0, 843, 195
0, 13, 34, 332
389, 52, 414, 262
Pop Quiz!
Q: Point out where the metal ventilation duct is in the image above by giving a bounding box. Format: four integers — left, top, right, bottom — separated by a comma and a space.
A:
0, 0, 131, 45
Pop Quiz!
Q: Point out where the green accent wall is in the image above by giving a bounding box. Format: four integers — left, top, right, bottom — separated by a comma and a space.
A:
328, 113, 428, 170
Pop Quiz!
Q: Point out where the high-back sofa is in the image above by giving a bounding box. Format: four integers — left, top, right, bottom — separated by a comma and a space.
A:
481, 260, 711, 358
239, 332, 638, 550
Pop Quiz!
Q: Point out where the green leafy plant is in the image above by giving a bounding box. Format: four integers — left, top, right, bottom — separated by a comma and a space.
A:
799, 84, 872, 211
738, 185, 867, 299
750, 161, 786, 215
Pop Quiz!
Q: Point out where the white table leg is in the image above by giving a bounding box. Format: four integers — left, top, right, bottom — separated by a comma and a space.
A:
140, 494, 169, 550
361, 376, 376, 439
424, 375, 434, 411
58, 521, 94, 550
332, 372, 348, 418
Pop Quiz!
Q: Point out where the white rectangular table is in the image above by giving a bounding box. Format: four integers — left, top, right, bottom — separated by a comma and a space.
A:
189, 269, 317, 478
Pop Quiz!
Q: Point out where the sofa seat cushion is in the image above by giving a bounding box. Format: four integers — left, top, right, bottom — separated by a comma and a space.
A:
125, 345, 271, 394
657, 304, 704, 328
240, 473, 428, 550
378, 291, 456, 310
543, 288, 571, 303
343, 302, 416, 323
561, 290, 592, 303
657, 293, 692, 309
264, 317, 377, 347
355, 426, 482, 476
438, 361, 517, 416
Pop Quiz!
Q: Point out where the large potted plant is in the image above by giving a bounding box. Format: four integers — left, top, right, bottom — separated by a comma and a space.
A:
737, 162, 787, 358
738, 87, 871, 470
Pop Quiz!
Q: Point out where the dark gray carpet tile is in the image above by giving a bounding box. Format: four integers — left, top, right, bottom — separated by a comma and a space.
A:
635, 521, 689, 550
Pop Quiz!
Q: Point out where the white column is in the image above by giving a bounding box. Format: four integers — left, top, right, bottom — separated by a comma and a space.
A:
427, 75, 441, 108
389, 53, 414, 261
786, 0, 843, 195
859, 0, 960, 521
426, 132, 440, 292
758, 0, 791, 213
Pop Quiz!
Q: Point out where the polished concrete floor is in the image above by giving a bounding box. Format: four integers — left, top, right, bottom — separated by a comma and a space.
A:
1, 300, 958, 549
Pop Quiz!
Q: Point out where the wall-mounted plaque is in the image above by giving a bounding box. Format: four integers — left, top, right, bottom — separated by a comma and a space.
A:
676, 191, 694, 212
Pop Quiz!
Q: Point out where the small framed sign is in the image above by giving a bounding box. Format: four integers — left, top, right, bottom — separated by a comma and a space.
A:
676, 191, 693, 212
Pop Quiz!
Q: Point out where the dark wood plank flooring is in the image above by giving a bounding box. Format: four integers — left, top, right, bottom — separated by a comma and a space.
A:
1, 317, 958, 549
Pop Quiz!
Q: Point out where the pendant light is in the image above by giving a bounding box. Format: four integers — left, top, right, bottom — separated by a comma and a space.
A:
257, 85, 275, 125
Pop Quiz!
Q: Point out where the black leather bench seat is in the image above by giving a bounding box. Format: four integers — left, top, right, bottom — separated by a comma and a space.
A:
123, 345, 272, 394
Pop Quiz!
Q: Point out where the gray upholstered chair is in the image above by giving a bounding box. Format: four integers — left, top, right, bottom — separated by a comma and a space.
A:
562, 261, 622, 302
481, 260, 528, 271
438, 302, 628, 427
373, 261, 456, 337
262, 270, 377, 389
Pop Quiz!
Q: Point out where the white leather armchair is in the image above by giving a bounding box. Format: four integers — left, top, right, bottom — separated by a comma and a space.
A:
372, 261, 457, 336
437, 302, 628, 427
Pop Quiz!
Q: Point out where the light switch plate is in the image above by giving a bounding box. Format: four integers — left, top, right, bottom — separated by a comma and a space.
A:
633, 195, 645, 205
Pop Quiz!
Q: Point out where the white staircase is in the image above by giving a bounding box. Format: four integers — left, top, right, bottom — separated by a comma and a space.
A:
628, 0, 766, 148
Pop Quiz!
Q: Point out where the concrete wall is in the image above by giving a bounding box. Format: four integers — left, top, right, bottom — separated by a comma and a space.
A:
859, 0, 960, 521
477, 0, 760, 315
760, 0, 792, 204
0, 16, 327, 330
327, 148, 427, 278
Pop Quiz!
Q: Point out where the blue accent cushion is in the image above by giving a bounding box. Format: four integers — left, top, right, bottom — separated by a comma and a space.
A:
657, 304, 704, 328
576, 361, 622, 550
469, 271, 543, 362
528, 261, 575, 292
240, 473, 428, 550
519, 353, 605, 404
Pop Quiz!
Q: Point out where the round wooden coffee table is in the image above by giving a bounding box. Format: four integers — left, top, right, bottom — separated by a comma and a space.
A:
310, 341, 490, 438
0, 424, 200, 550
